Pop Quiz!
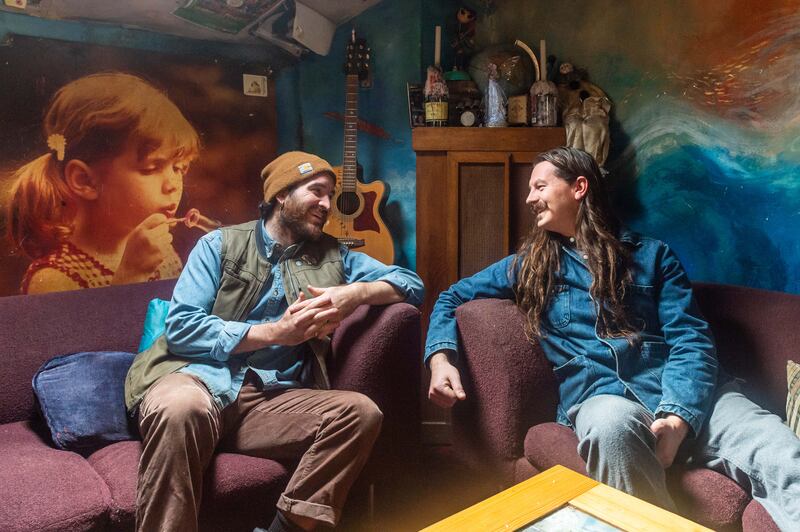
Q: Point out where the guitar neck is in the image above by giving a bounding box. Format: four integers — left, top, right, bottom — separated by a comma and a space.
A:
342, 73, 359, 192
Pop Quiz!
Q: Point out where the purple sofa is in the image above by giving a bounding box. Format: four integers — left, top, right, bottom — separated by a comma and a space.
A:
0, 279, 420, 531
450, 282, 799, 532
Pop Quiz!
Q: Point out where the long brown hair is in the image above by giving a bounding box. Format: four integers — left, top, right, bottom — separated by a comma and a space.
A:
514, 147, 637, 341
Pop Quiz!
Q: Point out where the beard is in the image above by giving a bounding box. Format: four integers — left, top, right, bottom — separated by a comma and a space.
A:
279, 195, 326, 242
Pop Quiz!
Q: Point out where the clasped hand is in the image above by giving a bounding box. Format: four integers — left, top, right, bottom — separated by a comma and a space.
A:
274, 284, 360, 345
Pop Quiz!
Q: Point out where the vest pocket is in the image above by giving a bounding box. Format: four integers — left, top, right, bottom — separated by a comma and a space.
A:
546, 284, 571, 328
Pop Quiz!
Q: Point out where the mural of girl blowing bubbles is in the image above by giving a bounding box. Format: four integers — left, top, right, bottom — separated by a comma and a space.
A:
5, 72, 212, 294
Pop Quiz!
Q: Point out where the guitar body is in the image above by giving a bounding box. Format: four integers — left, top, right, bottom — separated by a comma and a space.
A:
324, 164, 395, 265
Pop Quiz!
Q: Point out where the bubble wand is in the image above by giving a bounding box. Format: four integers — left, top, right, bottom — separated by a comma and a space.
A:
162, 208, 221, 233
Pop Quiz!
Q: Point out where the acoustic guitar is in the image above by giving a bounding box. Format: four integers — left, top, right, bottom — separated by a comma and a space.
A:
323, 31, 395, 265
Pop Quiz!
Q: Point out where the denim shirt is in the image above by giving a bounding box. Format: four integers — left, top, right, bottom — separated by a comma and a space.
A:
166, 220, 424, 409
425, 231, 719, 436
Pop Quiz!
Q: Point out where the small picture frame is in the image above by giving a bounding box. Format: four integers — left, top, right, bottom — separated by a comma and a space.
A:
243, 74, 268, 97
407, 83, 425, 128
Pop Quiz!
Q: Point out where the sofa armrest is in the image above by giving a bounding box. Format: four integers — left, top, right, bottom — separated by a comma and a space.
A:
452, 299, 559, 473
329, 303, 422, 464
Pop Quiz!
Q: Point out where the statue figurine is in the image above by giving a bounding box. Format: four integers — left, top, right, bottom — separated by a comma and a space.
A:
581, 95, 611, 167
557, 62, 612, 166
451, 6, 477, 72
485, 62, 507, 127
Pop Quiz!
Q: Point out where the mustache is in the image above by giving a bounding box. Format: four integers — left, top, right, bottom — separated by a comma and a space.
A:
530, 201, 546, 214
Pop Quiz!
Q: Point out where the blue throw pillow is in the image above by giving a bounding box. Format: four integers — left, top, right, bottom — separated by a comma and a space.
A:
32, 351, 138, 453
138, 298, 170, 352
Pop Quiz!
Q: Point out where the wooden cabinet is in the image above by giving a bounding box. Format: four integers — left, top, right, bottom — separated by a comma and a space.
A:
412, 127, 566, 441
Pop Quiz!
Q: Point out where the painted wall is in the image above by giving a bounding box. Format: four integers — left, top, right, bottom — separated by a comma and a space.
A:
276, 0, 460, 269
279, 0, 800, 295
475, 0, 800, 294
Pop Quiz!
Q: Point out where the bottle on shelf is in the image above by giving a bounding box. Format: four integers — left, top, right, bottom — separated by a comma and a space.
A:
424, 25, 449, 127
424, 65, 449, 127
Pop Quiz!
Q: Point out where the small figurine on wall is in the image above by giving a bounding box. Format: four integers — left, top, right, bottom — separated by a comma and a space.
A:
451, 6, 477, 72
557, 62, 611, 166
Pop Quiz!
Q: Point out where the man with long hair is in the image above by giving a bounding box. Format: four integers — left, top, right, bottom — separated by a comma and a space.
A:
424, 146, 799, 529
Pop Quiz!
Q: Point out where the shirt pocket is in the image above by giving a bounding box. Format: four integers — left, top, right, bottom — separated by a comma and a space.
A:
640, 340, 669, 381
552, 355, 595, 386
625, 283, 658, 332
545, 284, 571, 328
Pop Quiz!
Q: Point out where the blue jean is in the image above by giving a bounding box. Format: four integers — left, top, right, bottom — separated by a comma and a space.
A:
570, 381, 800, 531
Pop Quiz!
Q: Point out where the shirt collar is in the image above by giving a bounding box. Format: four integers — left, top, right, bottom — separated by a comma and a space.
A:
259, 221, 284, 264
259, 220, 306, 263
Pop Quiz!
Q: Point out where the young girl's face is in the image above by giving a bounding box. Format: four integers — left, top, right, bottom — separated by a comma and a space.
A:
90, 142, 191, 234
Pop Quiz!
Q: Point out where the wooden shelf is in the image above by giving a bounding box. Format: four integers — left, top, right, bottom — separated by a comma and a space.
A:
412, 127, 565, 152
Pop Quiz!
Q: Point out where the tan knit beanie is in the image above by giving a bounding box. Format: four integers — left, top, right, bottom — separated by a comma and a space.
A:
260, 151, 336, 203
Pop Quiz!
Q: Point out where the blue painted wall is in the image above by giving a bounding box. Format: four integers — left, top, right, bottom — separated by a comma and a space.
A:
474, 0, 800, 294
276, 1, 460, 269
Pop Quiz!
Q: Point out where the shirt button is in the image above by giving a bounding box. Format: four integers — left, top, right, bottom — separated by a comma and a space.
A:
273, 289, 278, 296
295, 260, 302, 266
569, 237, 575, 243
582, 254, 589, 260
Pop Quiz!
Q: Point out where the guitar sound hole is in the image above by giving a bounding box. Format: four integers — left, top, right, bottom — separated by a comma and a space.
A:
336, 191, 360, 216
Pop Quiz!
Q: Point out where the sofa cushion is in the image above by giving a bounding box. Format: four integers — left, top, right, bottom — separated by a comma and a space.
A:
523, 422, 586, 475
742, 499, 780, 532
0, 421, 109, 531
0, 279, 177, 426
787, 360, 800, 436
33, 351, 138, 453
669, 466, 749, 532
137, 298, 170, 352
89, 440, 292, 530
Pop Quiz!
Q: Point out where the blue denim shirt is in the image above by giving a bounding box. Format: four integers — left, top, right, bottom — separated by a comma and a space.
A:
425, 231, 719, 436
166, 220, 424, 409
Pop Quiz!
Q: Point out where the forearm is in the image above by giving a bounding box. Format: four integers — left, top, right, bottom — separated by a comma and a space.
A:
352, 280, 404, 306
232, 321, 282, 354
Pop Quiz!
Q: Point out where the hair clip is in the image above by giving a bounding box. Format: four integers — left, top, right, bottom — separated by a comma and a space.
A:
47, 133, 66, 162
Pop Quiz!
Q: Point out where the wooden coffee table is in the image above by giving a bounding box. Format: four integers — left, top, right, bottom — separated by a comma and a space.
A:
421, 465, 712, 532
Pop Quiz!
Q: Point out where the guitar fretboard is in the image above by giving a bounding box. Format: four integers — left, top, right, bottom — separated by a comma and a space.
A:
342, 73, 359, 193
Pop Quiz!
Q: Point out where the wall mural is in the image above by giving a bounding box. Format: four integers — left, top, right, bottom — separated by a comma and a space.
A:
614, 5, 800, 294
477, 0, 800, 294
0, 35, 275, 297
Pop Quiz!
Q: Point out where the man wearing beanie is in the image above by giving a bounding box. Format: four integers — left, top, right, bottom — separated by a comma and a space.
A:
125, 151, 423, 531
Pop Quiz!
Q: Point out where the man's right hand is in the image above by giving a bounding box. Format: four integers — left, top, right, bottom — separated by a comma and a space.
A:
428, 352, 466, 408
237, 293, 339, 353
272, 292, 340, 345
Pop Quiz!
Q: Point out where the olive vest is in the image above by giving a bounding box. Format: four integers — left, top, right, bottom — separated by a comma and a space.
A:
124, 220, 345, 413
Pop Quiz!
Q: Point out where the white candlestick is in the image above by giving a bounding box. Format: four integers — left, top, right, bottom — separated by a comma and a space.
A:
434, 25, 441, 67
540, 39, 547, 81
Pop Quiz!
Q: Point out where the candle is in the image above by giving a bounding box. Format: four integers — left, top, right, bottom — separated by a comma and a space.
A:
434, 25, 441, 67
540, 39, 547, 81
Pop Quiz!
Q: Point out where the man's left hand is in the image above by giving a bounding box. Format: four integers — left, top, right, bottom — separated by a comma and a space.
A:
650, 414, 689, 468
306, 284, 362, 325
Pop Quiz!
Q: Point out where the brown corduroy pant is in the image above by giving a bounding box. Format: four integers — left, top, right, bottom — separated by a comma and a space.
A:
135, 371, 383, 532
